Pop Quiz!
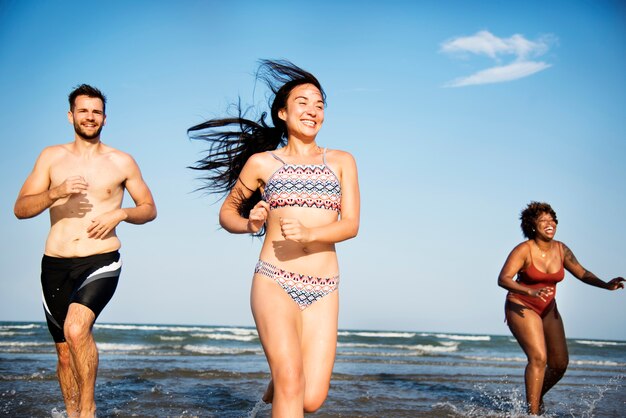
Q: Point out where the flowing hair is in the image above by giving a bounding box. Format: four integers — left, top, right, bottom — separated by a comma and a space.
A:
188, 59, 326, 235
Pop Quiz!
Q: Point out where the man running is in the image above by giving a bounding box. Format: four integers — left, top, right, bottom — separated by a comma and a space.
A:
14, 84, 157, 417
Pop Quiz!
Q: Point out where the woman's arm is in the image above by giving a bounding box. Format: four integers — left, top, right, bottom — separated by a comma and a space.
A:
562, 243, 625, 290
498, 243, 554, 301
280, 151, 360, 244
219, 154, 268, 234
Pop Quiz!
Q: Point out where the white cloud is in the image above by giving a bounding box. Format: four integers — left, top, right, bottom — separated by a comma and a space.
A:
440, 30, 555, 87
443, 61, 552, 87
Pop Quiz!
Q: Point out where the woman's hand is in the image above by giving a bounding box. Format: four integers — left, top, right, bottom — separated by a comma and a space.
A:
279, 218, 311, 243
606, 277, 625, 290
247, 201, 270, 233
531, 286, 554, 302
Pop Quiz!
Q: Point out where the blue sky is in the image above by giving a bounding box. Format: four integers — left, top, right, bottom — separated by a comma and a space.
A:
1, 0, 624, 340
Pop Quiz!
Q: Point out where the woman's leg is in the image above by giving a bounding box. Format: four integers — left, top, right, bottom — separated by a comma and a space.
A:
301, 290, 339, 413
541, 306, 569, 400
251, 275, 305, 418
505, 300, 548, 415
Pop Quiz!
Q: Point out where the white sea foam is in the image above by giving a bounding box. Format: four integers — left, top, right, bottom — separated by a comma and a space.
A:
434, 333, 491, 341
0, 341, 49, 347
575, 339, 626, 347
159, 336, 185, 341
463, 354, 626, 367
95, 324, 213, 333
338, 331, 415, 338
208, 327, 258, 336
338, 342, 391, 349
338, 342, 458, 353
190, 333, 257, 342
0, 323, 40, 330
94, 323, 258, 336
570, 359, 625, 367
96, 342, 152, 351
463, 355, 526, 363
405, 343, 459, 353
182, 344, 262, 355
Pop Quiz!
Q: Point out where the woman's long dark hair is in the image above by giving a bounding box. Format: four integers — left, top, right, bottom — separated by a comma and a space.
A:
188, 59, 325, 235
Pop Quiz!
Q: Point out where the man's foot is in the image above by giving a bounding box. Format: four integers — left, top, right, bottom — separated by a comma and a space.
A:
262, 380, 274, 404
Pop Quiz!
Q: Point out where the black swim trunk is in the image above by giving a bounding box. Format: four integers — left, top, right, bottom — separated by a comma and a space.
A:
41, 251, 122, 343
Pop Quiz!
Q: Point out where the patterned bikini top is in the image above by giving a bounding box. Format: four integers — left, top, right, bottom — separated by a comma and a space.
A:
262, 149, 341, 212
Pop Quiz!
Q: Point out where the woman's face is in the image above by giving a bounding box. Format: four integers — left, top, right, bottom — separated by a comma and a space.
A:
278, 83, 324, 140
534, 212, 557, 240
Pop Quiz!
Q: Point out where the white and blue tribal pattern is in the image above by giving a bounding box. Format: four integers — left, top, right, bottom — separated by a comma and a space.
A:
255, 260, 339, 310
263, 164, 341, 212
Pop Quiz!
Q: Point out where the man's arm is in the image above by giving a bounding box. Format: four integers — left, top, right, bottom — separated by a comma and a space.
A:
119, 156, 157, 224
14, 148, 87, 219
86, 155, 156, 239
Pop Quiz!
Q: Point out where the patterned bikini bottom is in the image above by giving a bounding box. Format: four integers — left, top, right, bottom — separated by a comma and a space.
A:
254, 260, 339, 310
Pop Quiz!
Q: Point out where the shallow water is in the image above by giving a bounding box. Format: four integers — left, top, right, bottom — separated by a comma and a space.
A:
0, 322, 624, 417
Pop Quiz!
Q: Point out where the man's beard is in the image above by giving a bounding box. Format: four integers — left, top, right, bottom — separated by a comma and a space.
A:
74, 121, 103, 140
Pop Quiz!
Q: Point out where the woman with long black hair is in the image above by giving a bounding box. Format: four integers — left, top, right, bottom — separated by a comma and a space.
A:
189, 60, 360, 417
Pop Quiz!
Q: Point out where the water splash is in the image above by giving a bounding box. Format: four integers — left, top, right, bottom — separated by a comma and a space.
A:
50, 407, 67, 418
247, 398, 267, 418
434, 374, 625, 418
433, 378, 553, 417
562, 374, 624, 418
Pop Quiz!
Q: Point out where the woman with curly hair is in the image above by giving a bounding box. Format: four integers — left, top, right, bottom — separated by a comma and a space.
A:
189, 59, 359, 417
498, 201, 624, 415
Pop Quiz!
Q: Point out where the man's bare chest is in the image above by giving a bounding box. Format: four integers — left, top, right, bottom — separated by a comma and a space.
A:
50, 156, 126, 199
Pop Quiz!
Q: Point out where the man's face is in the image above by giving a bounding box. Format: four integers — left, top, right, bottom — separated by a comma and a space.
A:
68, 95, 106, 140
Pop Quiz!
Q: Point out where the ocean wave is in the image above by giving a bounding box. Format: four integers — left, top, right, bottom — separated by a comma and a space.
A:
207, 327, 258, 336
0, 323, 40, 330
182, 344, 262, 355
190, 333, 257, 342
570, 359, 626, 367
159, 336, 185, 341
95, 324, 212, 333
94, 323, 258, 336
338, 342, 458, 353
338, 331, 416, 338
338, 346, 456, 358
0, 341, 49, 347
463, 355, 526, 363
462, 355, 626, 367
0, 330, 36, 337
575, 340, 626, 347
97, 342, 153, 352
433, 333, 491, 341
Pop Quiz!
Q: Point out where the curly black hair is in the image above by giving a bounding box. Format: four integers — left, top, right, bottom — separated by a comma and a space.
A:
519, 201, 558, 239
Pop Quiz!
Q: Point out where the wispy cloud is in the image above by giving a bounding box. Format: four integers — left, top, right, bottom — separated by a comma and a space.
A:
440, 30, 555, 87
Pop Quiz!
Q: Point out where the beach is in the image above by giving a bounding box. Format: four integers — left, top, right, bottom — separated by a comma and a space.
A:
0, 321, 624, 417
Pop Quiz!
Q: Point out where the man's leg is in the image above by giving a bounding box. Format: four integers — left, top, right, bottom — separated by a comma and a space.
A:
64, 303, 97, 418
55, 342, 81, 417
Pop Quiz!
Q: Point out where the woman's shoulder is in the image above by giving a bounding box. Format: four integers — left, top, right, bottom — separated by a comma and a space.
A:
324, 148, 356, 165
241, 151, 282, 180
510, 241, 532, 257
247, 150, 277, 166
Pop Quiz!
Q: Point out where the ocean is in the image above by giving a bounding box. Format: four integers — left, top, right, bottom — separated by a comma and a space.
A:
0, 321, 624, 417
